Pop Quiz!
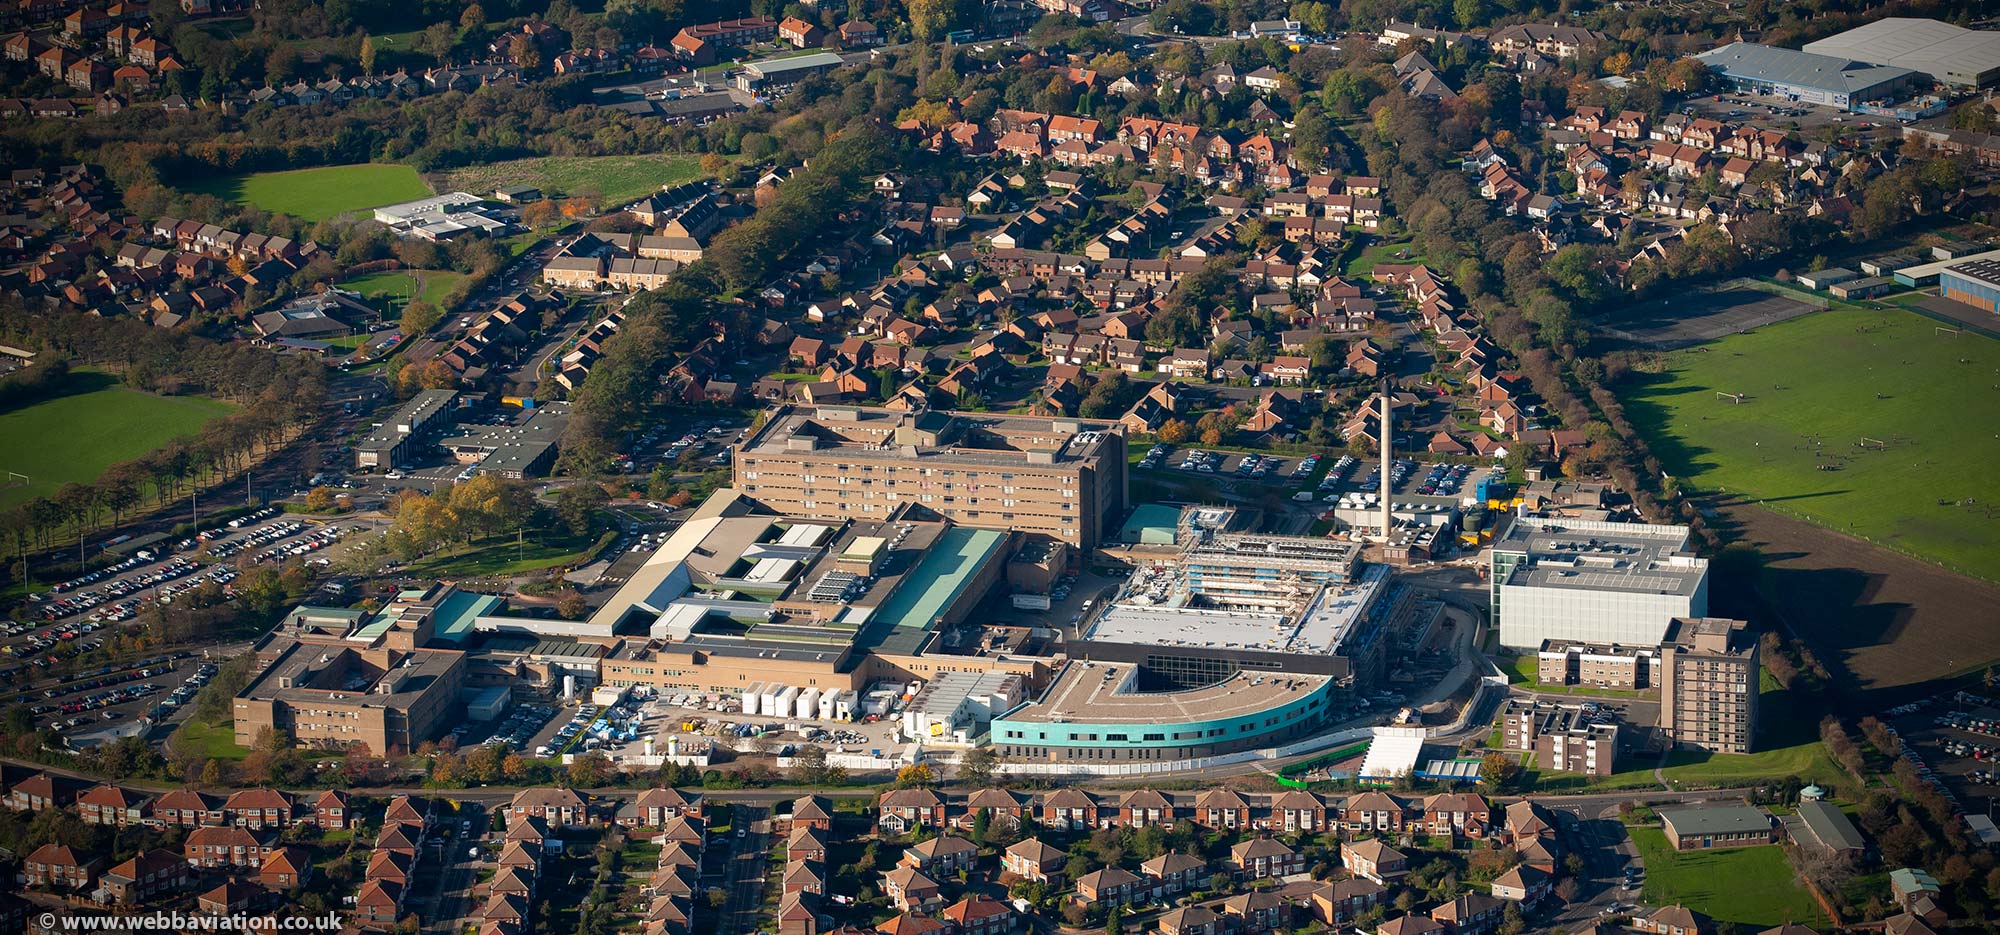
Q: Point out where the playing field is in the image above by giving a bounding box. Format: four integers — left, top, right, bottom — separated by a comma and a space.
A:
1620, 307, 2000, 582
1629, 827, 1826, 928
181, 164, 432, 221
0, 374, 238, 508
344, 269, 466, 311
435, 153, 709, 209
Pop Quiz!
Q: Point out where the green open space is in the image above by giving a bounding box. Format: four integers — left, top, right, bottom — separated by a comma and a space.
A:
171, 717, 249, 761
1629, 826, 1826, 928
1620, 307, 2000, 581
343, 269, 467, 312
435, 153, 710, 208
1344, 239, 1422, 278
402, 527, 617, 579
0, 372, 238, 508
1528, 672, 1841, 793
180, 164, 432, 222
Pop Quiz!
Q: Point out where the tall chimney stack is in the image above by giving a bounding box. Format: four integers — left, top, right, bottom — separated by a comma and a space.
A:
1379, 379, 1392, 543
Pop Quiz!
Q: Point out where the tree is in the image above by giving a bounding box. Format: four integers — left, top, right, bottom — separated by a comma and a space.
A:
305, 486, 337, 512
1479, 751, 1520, 792
791, 743, 830, 784
907, 0, 965, 41
555, 482, 607, 535
567, 751, 611, 787
400, 300, 444, 339
359, 34, 377, 74
555, 590, 588, 620
896, 762, 938, 788
959, 746, 997, 787
1156, 419, 1192, 444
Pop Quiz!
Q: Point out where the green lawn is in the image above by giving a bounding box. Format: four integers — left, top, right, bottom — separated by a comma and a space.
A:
0, 372, 238, 508
1620, 307, 2000, 581
181, 164, 432, 221
172, 717, 249, 761
436, 153, 710, 207
1528, 673, 1842, 793
1345, 239, 1423, 278
344, 269, 467, 312
1629, 826, 1826, 928
403, 528, 616, 578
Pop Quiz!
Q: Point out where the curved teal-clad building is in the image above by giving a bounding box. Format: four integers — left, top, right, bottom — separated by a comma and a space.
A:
991, 661, 1338, 763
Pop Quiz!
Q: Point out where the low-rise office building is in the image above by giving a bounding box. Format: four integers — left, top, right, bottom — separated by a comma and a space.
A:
355, 389, 457, 470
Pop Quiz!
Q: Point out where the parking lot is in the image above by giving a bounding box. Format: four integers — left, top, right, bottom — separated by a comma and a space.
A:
1884, 691, 2000, 813
16, 511, 364, 635
16, 654, 219, 734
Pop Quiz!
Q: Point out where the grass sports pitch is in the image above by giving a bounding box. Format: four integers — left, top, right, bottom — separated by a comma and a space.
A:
0, 373, 237, 508
181, 164, 432, 221
1621, 307, 2000, 582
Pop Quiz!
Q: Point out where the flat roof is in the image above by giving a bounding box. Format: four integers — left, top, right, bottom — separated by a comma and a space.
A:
1001, 661, 1331, 725
853, 526, 1006, 655
1803, 17, 2000, 86
1891, 247, 2000, 281
1087, 563, 1387, 655
740, 404, 1122, 470
1940, 258, 2000, 288
357, 389, 457, 453
745, 51, 844, 77
1495, 516, 1706, 596
1117, 504, 1182, 545
1695, 42, 1917, 96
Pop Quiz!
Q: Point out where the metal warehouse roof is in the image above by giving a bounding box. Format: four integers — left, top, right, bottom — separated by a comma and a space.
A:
1694, 42, 1917, 95
1804, 17, 2000, 86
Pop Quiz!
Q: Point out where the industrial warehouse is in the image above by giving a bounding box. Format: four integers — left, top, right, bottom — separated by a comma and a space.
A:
1803, 17, 2000, 88
1694, 41, 1922, 111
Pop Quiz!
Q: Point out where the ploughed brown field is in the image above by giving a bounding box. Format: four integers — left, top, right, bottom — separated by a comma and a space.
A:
1714, 495, 2000, 706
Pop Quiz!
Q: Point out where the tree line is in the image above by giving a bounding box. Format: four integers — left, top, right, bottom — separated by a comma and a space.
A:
0, 296, 326, 576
